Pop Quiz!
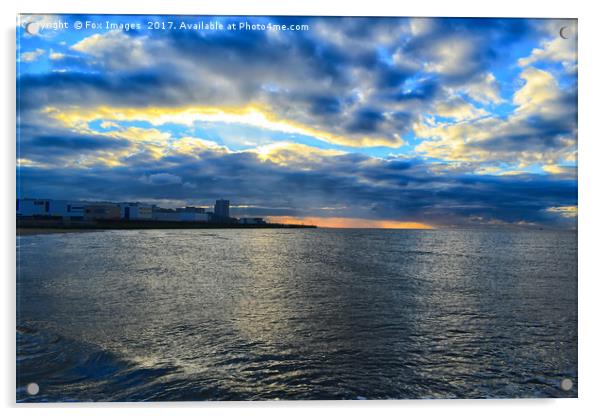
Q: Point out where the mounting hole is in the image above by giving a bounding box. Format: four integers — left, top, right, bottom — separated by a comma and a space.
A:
24, 22, 40, 36
560, 378, 573, 391
26, 382, 39, 396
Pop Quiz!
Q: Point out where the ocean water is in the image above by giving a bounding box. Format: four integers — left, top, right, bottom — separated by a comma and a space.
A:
16, 228, 577, 401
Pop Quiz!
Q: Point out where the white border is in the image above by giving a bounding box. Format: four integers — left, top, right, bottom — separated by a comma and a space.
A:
7, 0, 583, 18
3, 1, 600, 415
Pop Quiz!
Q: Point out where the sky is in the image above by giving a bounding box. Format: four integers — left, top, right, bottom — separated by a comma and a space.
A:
16, 15, 577, 229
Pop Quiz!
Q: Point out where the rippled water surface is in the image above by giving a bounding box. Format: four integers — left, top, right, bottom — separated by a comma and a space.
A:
17, 229, 577, 401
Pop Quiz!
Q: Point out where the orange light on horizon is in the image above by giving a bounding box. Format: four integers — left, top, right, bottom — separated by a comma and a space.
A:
267, 216, 434, 229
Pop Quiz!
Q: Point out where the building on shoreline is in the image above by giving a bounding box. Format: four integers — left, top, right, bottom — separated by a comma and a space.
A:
213, 199, 230, 220
84, 204, 121, 220
16, 199, 87, 220
175, 207, 210, 222
119, 203, 154, 220
17, 198, 264, 225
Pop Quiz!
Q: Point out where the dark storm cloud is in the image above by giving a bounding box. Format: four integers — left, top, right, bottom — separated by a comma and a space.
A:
308, 95, 343, 116
29, 134, 129, 151
375, 65, 414, 89
17, 70, 191, 111
18, 16, 536, 146
17, 142, 577, 228
476, 130, 567, 153
403, 18, 534, 84
345, 108, 385, 134
384, 79, 440, 103
18, 123, 131, 160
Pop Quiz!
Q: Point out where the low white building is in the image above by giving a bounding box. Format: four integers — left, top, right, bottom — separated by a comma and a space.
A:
152, 207, 209, 222
152, 208, 180, 222
16, 198, 49, 217
18, 198, 216, 223
178, 212, 209, 222
119, 203, 154, 220
17, 198, 86, 219
50, 200, 87, 219
177, 207, 208, 222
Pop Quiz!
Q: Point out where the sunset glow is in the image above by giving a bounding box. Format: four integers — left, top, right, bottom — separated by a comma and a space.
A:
267, 216, 434, 229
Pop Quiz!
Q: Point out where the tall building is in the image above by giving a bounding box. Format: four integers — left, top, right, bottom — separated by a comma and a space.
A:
214, 199, 230, 219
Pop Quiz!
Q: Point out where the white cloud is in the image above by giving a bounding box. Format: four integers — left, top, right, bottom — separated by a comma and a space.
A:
71, 31, 150, 70
409, 18, 435, 37
518, 20, 577, 69
424, 37, 477, 78
100, 121, 119, 129
513, 67, 563, 116
542, 164, 575, 175
49, 50, 65, 60
414, 67, 576, 170
433, 98, 487, 121
546, 205, 577, 218
20, 48, 45, 62
254, 142, 346, 167
109, 126, 171, 144
463, 73, 503, 105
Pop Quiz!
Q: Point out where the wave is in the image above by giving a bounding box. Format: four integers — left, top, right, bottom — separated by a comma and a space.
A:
17, 324, 178, 402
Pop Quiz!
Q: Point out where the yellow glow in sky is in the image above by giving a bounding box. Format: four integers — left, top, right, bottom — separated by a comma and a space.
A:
267, 216, 434, 229
43, 104, 403, 148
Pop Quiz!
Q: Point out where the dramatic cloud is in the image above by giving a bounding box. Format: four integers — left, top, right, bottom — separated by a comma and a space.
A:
142, 173, 183, 186
415, 67, 576, 170
519, 19, 577, 70
71, 31, 151, 70
17, 141, 577, 228
16, 15, 578, 228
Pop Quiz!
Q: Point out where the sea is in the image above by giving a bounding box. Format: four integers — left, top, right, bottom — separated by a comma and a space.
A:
16, 228, 578, 401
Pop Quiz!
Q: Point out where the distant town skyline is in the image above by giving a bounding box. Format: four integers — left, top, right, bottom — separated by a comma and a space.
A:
17, 197, 275, 226
17, 15, 577, 229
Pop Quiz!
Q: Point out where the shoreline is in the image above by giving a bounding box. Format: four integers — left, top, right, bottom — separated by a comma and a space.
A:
17, 221, 317, 236
17, 228, 107, 236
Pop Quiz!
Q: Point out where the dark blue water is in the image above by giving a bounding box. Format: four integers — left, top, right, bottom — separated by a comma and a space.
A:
16, 228, 577, 401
